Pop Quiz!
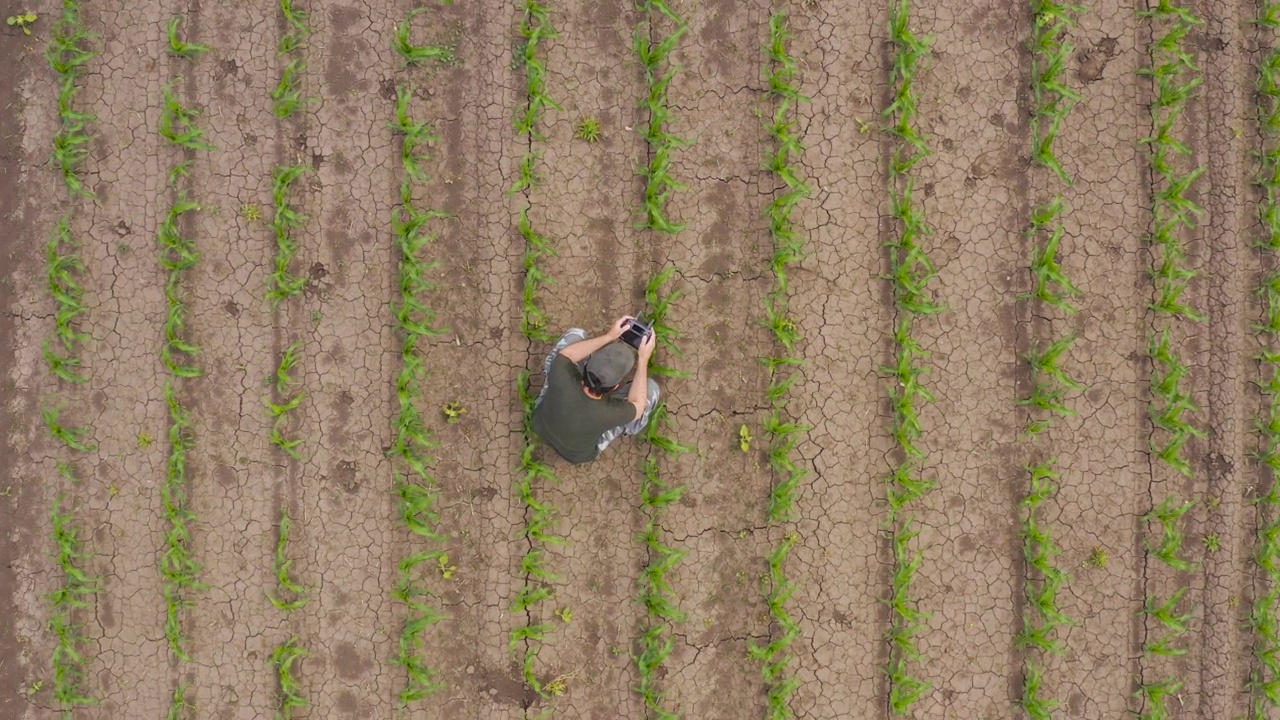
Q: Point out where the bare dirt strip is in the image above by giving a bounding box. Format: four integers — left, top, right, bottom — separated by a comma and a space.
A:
3, 0, 1280, 718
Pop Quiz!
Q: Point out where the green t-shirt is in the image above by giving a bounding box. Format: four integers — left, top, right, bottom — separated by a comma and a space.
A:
532, 354, 636, 464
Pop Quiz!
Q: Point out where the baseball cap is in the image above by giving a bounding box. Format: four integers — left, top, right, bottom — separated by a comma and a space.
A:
584, 342, 635, 389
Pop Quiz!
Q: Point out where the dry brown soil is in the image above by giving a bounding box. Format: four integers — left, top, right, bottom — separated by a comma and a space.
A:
0, 0, 1273, 718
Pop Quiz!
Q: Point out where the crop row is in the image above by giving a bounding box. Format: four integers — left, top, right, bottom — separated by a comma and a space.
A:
636, 0, 687, 233
266, 165, 308, 306
1018, 2, 1082, 717
156, 22, 214, 696
512, 0, 562, 701
883, 0, 939, 713
43, 1, 98, 713
266, 341, 306, 458
1255, 4, 1280, 716
388, 35, 453, 698
750, 13, 809, 720
1017, 464, 1075, 718
1138, 1, 1204, 716
272, 0, 311, 118
634, 268, 690, 719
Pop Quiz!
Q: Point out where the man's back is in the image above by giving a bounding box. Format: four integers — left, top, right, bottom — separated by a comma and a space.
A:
532, 355, 635, 463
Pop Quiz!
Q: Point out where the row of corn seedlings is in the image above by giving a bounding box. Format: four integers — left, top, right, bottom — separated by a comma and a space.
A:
266, 341, 306, 458
1018, 3, 1083, 717
635, 268, 690, 719
749, 14, 810, 720
269, 511, 309, 716
513, 0, 559, 344
883, 0, 940, 713
1137, 1, 1204, 716
157, 29, 213, 719
266, 2, 312, 711
512, 0, 563, 702
266, 165, 309, 305
1254, 4, 1280, 715
635, 0, 687, 233
43, 1, 98, 713
389, 78, 451, 703
1018, 464, 1076, 718
273, 0, 311, 118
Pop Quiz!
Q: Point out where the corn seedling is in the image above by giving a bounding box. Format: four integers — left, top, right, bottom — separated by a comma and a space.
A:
635, 0, 688, 233
1138, 495, 1196, 718
271, 636, 308, 719
388, 80, 449, 704
273, 0, 311, 117
882, 1, 938, 711
1021, 334, 1082, 434
167, 16, 210, 59
392, 9, 454, 66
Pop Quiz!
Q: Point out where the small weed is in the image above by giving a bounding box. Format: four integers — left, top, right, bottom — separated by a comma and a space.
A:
309, 309, 321, 326
738, 424, 752, 452
437, 553, 457, 580
555, 607, 572, 624
241, 203, 261, 222
137, 432, 153, 448
443, 401, 466, 424
1202, 534, 1220, 553
7, 12, 36, 35
1088, 546, 1109, 568
544, 672, 578, 697
116, 242, 132, 256
575, 116, 601, 142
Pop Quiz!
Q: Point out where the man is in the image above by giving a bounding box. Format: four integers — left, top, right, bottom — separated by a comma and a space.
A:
532, 316, 660, 464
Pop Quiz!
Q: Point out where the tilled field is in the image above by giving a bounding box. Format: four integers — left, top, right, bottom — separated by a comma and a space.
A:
2, 0, 1278, 718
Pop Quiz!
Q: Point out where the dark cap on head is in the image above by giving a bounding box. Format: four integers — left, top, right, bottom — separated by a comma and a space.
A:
584, 342, 635, 389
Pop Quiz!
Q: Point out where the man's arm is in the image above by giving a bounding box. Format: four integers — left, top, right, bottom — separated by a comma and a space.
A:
627, 331, 656, 421
559, 316, 630, 364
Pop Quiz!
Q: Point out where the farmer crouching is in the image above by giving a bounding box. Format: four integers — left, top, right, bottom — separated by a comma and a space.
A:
532, 316, 659, 463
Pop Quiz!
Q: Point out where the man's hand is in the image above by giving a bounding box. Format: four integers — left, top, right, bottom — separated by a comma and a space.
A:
610, 315, 634, 340
637, 328, 657, 362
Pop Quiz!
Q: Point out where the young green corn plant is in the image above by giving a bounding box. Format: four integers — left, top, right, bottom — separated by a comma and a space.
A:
635, 0, 688, 233
1148, 328, 1205, 477
273, 0, 311, 117
392, 8, 454, 66
271, 636, 308, 719
748, 532, 801, 720
167, 16, 210, 59
266, 165, 309, 305
167, 683, 192, 720
386, 81, 451, 704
